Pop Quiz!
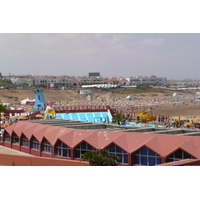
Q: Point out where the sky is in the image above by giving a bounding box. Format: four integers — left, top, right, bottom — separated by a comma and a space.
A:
1, 1, 200, 82
1, 33, 200, 80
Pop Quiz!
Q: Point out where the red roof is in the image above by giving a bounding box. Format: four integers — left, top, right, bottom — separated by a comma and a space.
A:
109, 77, 118, 82
119, 78, 128, 82
80, 76, 87, 79
70, 76, 78, 82
29, 76, 36, 79
47, 76, 55, 80
5, 121, 200, 158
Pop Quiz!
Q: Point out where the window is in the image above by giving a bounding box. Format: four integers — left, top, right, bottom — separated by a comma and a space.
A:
55, 140, 70, 158
12, 133, 19, 144
31, 137, 40, 150
42, 139, 52, 153
166, 149, 194, 163
75, 142, 95, 158
107, 143, 128, 164
21, 135, 29, 147
4, 132, 10, 142
133, 146, 161, 166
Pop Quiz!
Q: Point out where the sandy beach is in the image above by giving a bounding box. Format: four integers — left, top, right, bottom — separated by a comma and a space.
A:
1, 88, 200, 120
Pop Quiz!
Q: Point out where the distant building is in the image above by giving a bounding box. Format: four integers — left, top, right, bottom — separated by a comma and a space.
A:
20, 72, 168, 88
89, 72, 100, 77
126, 75, 167, 86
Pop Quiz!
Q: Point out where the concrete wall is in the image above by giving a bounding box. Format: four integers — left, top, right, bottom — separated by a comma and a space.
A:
21, 146, 30, 154
4, 141, 11, 148
0, 153, 89, 166
31, 149, 41, 156
12, 143, 20, 151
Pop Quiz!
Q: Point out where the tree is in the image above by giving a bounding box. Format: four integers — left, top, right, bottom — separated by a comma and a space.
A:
0, 104, 8, 124
112, 113, 126, 125
0, 104, 7, 113
82, 149, 120, 166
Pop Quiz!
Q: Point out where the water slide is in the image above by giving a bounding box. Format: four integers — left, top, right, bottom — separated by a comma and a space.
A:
135, 110, 157, 123
44, 106, 56, 119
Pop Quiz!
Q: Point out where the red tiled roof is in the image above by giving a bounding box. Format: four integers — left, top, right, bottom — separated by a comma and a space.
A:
29, 76, 36, 79
5, 121, 200, 159
70, 76, 78, 82
80, 76, 87, 79
119, 78, 128, 82
47, 76, 55, 80
23, 124, 39, 139
109, 77, 118, 81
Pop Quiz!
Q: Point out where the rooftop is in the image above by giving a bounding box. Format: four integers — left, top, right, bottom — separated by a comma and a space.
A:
25, 119, 200, 136
5, 120, 200, 158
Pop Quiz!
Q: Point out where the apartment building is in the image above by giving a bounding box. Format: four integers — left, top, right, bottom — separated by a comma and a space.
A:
6, 74, 167, 88
126, 75, 167, 86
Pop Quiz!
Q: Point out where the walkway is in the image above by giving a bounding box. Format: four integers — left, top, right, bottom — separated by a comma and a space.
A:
0, 145, 32, 156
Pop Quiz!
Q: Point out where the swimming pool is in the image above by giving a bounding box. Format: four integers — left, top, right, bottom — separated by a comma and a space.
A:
124, 122, 166, 128
54, 110, 113, 124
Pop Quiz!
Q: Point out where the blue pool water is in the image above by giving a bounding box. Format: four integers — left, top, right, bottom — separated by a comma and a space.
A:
54, 111, 113, 124
123, 122, 166, 128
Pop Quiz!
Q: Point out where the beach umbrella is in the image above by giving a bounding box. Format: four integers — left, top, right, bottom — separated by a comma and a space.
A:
184, 122, 195, 126
194, 118, 200, 121
140, 123, 150, 127
9, 116, 17, 119
35, 115, 44, 118
1, 124, 9, 129
18, 115, 28, 119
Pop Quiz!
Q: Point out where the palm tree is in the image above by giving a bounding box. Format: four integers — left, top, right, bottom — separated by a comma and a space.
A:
0, 104, 8, 124
112, 113, 126, 125
82, 149, 120, 166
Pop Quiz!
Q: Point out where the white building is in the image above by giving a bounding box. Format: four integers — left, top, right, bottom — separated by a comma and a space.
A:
126, 75, 167, 86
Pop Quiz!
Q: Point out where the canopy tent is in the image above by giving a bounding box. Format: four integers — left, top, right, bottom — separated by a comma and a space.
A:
20, 98, 35, 105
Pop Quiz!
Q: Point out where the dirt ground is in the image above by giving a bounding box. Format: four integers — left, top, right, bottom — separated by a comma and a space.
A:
126, 103, 200, 118
0, 88, 199, 118
0, 89, 87, 104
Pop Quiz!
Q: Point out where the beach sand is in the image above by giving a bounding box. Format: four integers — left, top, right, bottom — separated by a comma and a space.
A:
1, 88, 200, 118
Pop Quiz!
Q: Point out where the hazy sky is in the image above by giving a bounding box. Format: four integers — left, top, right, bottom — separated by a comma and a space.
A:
0, 33, 200, 80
